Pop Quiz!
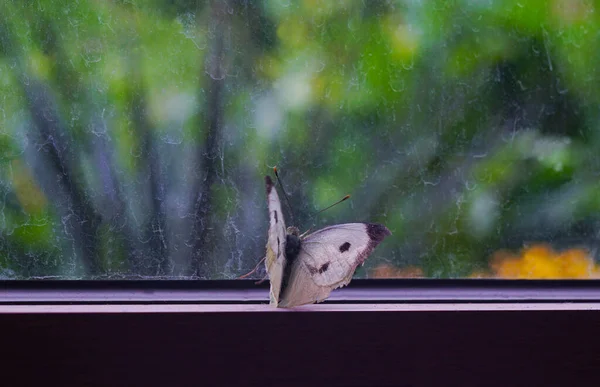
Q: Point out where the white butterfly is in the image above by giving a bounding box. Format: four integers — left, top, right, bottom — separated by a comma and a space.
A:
264, 175, 391, 308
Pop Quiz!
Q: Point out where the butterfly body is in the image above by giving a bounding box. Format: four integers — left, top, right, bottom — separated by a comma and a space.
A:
264, 175, 391, 308
284, 229, 302, 259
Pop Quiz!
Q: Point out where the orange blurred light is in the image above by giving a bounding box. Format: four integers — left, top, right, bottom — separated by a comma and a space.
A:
487, 244, 600, 279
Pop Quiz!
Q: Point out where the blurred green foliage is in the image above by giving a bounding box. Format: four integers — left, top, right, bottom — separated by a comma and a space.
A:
1, 0, 600, 279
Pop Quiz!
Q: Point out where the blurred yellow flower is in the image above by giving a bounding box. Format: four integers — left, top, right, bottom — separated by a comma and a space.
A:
487, 244, 600, 279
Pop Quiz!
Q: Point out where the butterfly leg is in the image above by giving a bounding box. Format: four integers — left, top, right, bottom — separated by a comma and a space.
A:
299, 227, 313, 238
237, 256, 266, 279
254, 272, 269, 285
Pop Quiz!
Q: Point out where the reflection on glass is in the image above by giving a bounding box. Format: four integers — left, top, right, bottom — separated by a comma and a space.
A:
0, 1, 598, 279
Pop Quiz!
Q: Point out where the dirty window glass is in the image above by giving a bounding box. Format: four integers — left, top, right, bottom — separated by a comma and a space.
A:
1, 1, 598, 280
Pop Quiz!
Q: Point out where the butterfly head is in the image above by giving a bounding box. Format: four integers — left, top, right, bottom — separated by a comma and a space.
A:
286, 226, 300, 236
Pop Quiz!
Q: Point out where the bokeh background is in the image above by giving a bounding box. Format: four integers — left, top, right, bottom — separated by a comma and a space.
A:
1, 0, 600, 279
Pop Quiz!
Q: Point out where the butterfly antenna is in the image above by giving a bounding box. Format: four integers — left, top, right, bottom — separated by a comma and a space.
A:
237, 256, 266, 279
312, 194, 351, 217
303, 194, 350, 236
273, 166, 295, 224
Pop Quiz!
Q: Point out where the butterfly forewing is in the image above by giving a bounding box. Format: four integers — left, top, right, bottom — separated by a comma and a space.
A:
264, 176, 287, 306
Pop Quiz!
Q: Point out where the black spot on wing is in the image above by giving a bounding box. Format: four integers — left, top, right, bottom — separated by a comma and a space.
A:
306, 264, 318, 275
339, 242, 351, 253
274, 210, 278, 224
306, 262, 330, 275
318, 262, 330, 274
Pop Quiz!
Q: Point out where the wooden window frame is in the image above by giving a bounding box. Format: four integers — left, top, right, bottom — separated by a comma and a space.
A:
2, 279, 600, 386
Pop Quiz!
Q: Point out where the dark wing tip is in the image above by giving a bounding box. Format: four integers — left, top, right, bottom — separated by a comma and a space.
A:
265, 175, 274, 194
356, 223, 391, 266
366, 223, 391, 244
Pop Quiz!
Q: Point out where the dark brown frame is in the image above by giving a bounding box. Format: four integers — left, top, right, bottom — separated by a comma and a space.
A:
3, 280, 600, 386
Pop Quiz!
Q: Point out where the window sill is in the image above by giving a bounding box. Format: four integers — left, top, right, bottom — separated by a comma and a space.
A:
1, 302, 600, 313
3, 281, 600, 387
3, 278, 600, 304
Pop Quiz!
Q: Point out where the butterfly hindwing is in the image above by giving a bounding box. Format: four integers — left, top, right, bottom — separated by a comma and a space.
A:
278, 223, 391, 308
264, 176, 287, 306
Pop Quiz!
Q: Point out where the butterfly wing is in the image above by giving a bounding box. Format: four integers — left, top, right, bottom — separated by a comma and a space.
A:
264, 175, 287, 306
278, 223, 391, 308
